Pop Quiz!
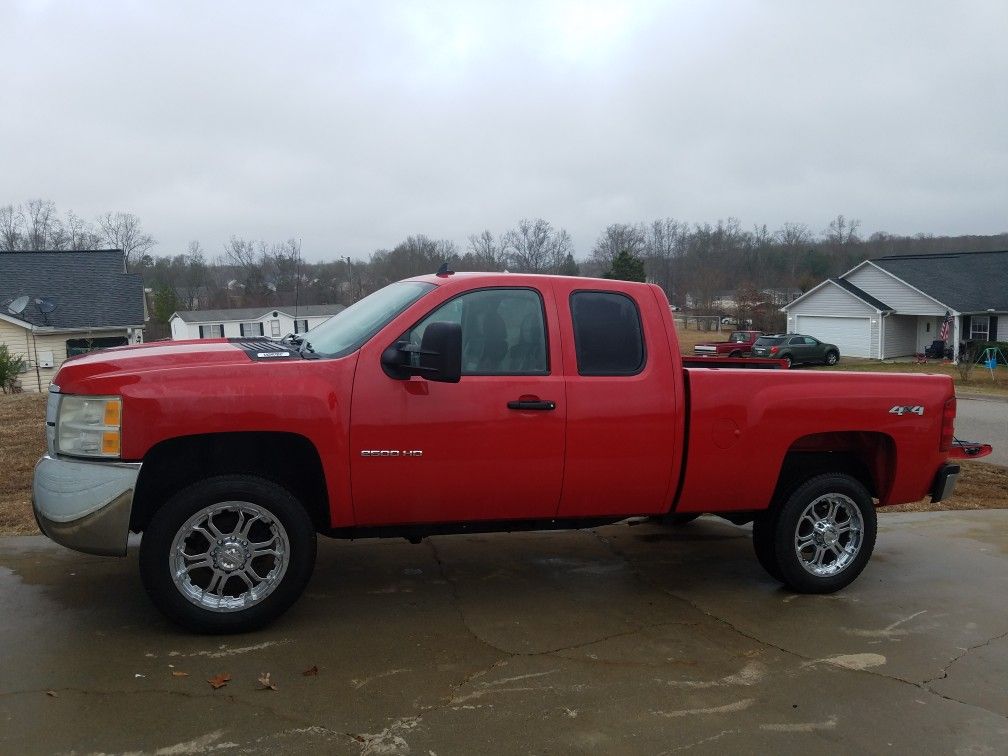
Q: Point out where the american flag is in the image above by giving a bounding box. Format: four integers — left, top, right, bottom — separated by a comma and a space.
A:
939, 311, 952, 341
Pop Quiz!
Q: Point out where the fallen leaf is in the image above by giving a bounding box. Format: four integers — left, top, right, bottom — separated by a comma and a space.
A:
257, 673, 277, 691
302, 665, 319, 677
45, 691, 57, 698
208, 673, 232, 690
171, 671, 190, 678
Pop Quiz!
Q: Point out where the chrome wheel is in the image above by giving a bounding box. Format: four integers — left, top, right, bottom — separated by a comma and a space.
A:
170, 501, 290, 612
793, 493, 863, 577
826, 351, 839, 365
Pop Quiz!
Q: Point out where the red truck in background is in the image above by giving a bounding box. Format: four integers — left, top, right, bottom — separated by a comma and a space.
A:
693, 329, 763, 357
33, 272, 987, 633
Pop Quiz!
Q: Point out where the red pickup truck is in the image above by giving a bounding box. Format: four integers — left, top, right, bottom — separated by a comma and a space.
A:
33, 272, 981, 633
693, 329, 763, 357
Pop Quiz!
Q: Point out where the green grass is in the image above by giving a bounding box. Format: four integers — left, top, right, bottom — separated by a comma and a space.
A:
809, 358, 1008, 397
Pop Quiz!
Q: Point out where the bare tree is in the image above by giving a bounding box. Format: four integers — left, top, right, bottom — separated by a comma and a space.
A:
0, 204, 22, 251
644, 218, 686, 300
98, 211, 156, 270
591, 222, 646, 270
776, 222, 812, 278
502, 218, 573, 273
467, 229, 507, 270
825, 214, 861, 252
24, 199, 60, 250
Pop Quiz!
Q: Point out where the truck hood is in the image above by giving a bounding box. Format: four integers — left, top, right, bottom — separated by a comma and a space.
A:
54, 339, 297, 393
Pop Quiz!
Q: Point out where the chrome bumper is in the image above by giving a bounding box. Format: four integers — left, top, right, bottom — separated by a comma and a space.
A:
33, 454, 141, 557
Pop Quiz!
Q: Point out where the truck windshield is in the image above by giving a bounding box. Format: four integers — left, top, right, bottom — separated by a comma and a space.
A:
304, 281, 435, 357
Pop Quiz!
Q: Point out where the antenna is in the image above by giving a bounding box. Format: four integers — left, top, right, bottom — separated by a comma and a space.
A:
7, 295, 29, 315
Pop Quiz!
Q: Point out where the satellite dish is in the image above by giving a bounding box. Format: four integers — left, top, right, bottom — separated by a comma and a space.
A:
7, 295, 29, 315
35, 297, 58, 314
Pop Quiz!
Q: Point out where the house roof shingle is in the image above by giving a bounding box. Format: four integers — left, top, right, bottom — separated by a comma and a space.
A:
0, 250, 145, 330
173, 303, 345, 323
870, 250, 1008, 313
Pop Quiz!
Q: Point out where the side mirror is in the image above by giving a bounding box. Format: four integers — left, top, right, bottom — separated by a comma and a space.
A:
380, 321, 462, 383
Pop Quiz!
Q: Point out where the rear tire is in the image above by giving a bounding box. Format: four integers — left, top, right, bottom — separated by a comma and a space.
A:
140, 475, 317, 634
771, 473, 876, 594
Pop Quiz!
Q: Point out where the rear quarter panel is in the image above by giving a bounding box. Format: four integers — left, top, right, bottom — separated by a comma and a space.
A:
676, 369, 953, 512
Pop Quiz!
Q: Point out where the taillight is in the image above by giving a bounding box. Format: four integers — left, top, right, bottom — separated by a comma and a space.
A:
940, 397, 956, 452
769, 346, 779, 354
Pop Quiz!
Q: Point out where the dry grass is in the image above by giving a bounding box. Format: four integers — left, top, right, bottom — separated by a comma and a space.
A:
0, 392, 46, 534
0, 391, 1004, 536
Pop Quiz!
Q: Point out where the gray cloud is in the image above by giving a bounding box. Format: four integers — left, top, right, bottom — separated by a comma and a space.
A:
2, 0, 1005, 261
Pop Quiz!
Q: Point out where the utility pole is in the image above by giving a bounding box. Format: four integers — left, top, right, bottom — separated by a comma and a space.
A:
344, 256, 354, 303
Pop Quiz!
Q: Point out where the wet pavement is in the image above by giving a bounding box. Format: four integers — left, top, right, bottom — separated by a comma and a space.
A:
1, 511, 1006, 754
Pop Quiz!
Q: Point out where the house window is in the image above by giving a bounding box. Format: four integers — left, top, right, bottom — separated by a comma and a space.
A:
270, 320, 281, 337
240, 322, 264, 337
199, 324, 224, 339
66, 336, 128, 357
293, 319, 309, 334
970, 315, 990, 341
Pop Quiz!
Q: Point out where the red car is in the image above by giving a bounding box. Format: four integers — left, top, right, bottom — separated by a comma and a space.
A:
693, 329, 763, 357
33, 272, 984, 632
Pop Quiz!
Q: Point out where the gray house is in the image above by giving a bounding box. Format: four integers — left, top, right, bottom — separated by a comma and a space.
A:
783, 250, 1007, 359
0, 250, 145, 391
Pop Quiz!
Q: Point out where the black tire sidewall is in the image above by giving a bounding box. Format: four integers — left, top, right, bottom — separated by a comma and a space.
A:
826, 351, 839, 365
773, 473, 877, 594
139, 475, 317, 634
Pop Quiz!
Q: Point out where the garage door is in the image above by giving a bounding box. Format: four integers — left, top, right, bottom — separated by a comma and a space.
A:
795, 315, 871, 358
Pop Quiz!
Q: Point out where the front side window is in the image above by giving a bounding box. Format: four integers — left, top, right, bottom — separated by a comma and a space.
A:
406, 288, 547, 375
570, 291, 645, 376
971, 315, 990, 341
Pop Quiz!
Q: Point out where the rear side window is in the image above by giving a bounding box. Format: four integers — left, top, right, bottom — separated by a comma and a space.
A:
570, 291, 645, 376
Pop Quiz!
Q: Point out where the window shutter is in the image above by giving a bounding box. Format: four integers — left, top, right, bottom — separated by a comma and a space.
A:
990, 316, 998, 342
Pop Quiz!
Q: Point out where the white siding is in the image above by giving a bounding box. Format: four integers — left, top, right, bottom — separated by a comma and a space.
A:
0, 321, 129, 393
845, 264, 946, 315
787, 282, 878, 318
883, 315, 918, 358
169, 311, 337, 341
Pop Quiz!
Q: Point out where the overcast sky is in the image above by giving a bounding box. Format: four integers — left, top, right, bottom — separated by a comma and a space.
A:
3, 0, 1006, 261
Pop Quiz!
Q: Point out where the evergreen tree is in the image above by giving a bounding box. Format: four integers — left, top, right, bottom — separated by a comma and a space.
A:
604, 249, 646, 282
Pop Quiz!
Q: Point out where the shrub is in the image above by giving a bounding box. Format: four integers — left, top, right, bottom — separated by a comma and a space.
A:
0, 344, 26, 393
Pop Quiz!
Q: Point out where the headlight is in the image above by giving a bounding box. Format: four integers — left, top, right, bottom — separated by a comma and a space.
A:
55, 395, 122, 459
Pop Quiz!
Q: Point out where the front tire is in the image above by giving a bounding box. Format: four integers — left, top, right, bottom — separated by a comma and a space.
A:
140, 475, 317, 633
825, 351, 839, 366
781, 355, 793, 368
770, 473, 876, 593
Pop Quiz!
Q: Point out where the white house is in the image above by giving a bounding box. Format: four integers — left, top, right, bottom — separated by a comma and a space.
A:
1, 250, 145, 393
783, 250, 1008, 359
169, 304, 345, 341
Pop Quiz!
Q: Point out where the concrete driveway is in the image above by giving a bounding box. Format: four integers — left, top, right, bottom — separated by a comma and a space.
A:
1, 511, 1006, 754
957, 395, 1008, 467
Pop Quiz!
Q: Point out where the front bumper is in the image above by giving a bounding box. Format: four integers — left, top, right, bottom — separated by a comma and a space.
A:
930, 463, 960, 504
33, 454, 142, 557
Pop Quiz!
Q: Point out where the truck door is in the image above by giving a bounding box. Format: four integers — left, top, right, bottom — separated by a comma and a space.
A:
552, 283, 681, 516
349, 285, 566, 525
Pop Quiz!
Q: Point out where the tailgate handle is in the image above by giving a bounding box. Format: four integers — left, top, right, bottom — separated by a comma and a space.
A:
507, 399, 556, 411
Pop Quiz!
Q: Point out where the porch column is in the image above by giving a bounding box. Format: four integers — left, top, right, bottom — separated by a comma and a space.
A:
952, 313, 961, 364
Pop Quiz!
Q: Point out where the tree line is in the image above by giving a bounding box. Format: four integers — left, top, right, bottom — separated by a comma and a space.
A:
3, 198, 1006, 329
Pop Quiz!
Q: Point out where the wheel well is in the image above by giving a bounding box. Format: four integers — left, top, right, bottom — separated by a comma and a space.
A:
130, 432, 330, 533
770, 432, 894, 508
